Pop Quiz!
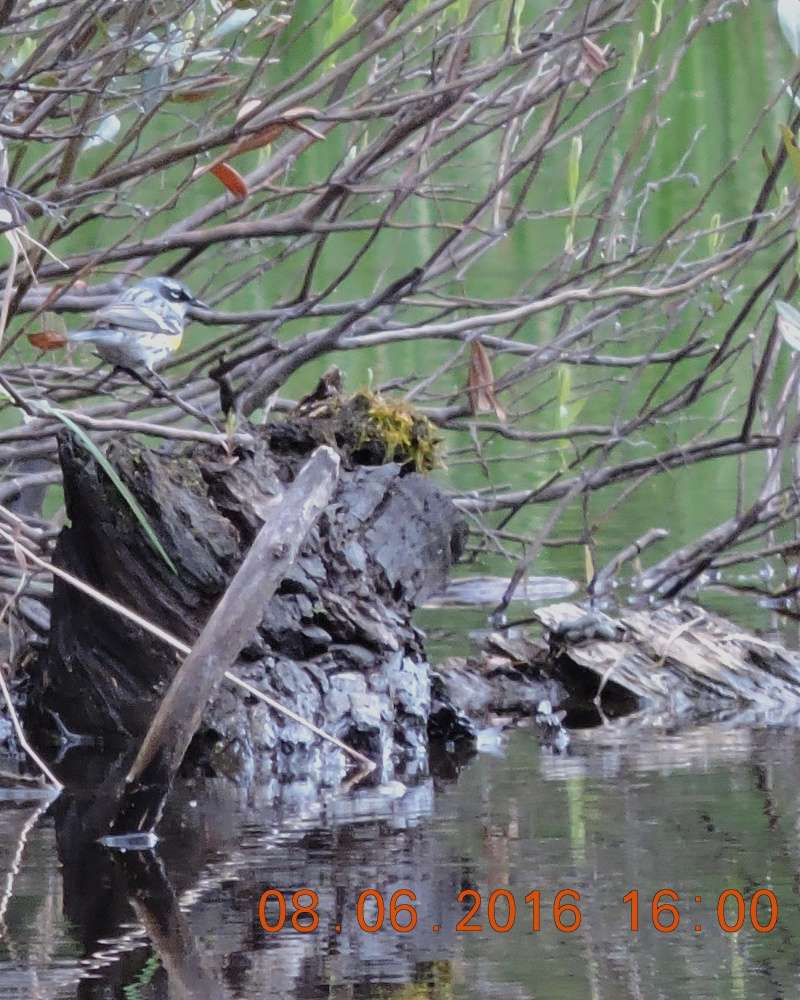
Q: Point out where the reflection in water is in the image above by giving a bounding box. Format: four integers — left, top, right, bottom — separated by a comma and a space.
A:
1, 719, 800, 999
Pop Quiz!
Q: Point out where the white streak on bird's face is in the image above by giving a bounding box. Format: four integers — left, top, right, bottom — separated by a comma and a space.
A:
779, 0, 800, 57
137, 276, 198, 315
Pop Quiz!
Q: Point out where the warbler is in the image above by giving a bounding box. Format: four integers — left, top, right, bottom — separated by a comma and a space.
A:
67, 276, 206, 377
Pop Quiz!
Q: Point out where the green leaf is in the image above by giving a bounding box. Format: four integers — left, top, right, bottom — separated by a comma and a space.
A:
780, 125, 800, 184
583, 544, 594, 585
553, 365, 587, 463
628, 31, 644, 91
323, 0, 356, 67
48, 409, 177, 574
329, 0, 356, 39
651, 0, 664, 36
567, 136, 582, 206
123, 954, 161, 1000
557, 364, 572, 412
510, 0, 525, 52
708, 212, 721, 256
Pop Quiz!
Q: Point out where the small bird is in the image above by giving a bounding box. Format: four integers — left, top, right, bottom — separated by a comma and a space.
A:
66, 275, 206, 380
778, 0, 800, 57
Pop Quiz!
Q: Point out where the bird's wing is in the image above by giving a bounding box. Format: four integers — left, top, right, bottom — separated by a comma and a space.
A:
90, 301, 182, 335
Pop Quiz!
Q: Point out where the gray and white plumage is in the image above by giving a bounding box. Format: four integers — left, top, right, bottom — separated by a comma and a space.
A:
67, 276, 206, 372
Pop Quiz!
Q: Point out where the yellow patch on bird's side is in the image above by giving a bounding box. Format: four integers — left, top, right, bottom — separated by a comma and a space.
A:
145, 332, 183, 351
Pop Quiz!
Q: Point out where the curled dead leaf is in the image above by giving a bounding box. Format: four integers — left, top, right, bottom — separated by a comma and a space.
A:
577, 37, 612, 87
28, 330, 68, 351
229, 122, 285, 154
256, 14, 291, 39
227, 105, 325, 158
279, 105, 325, 133
467, 340, 507, 423
210, 161, 249, 200
235, 98, 263, 123
171, 73, 238, 102
195, 107, 324, 196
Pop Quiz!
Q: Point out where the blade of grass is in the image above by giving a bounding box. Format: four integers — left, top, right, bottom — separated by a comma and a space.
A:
49, 409, 177, 574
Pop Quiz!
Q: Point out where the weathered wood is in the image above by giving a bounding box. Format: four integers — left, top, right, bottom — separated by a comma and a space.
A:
423, 574, 576, 608
535, 601, 800, 714
109, 446, 340, 834
28, 420, 465, 796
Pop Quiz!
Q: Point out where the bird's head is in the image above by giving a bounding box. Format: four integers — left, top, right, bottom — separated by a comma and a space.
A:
139, 276, 208, 313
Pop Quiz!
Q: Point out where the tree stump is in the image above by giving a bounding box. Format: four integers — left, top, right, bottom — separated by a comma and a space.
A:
28, 417, 465, 789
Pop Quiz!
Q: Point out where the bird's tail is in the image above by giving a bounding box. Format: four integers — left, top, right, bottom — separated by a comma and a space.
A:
66, 328, 125, 346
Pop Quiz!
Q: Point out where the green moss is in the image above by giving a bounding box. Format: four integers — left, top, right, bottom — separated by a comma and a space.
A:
350, 390, 442, 472
276, 376, 444, 471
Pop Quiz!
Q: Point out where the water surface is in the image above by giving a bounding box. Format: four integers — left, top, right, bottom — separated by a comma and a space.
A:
2, 719, 799, 999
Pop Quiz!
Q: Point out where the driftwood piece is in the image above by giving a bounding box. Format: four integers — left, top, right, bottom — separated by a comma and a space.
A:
423, 574, 576, 608
535, 601, 800, 714
110, 446, 340, 835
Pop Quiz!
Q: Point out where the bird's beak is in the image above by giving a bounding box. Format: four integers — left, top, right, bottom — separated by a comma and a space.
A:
189, 295, 209, 311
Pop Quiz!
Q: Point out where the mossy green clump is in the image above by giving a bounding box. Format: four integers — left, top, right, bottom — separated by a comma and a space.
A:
350, 390, 442, 472
286, 370, 443, 472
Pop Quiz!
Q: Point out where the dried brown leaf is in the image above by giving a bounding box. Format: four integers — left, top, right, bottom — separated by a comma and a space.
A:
235, 98, 263, 123
171, 73, 237, 102
227, 122, 286, 156
256, 14, 291, 39
28, 330, 67, 350
210, 161, 249, 199
577, 37, 611, 87
467, 341, 507, 423
227, 106, 324, 158
195, 108, 324, 194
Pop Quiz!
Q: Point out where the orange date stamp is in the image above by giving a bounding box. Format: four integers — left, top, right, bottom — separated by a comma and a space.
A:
257, 887, 779, 935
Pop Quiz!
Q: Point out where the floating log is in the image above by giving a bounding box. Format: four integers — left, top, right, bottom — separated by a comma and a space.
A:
423, 574, 576, 608
535, 601, 800, 715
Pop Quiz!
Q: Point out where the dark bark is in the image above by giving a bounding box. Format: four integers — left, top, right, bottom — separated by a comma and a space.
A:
28, 419, 465, 790
112, 446, 340, 835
